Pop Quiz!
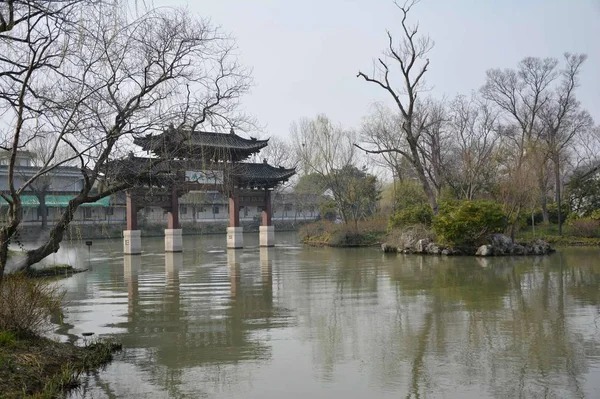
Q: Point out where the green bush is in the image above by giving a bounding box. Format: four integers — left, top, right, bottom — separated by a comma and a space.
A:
518, 209, 544, 226
319, 199, 337, 221
547, 202, 570, 224
432, 200, 507, 246
394, 181, 429, 209
389, 204, 434, 228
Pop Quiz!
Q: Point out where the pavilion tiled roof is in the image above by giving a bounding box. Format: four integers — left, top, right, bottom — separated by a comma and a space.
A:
230, 162, 295, 187
133, 127, 268, 162
105, 157, 295, 189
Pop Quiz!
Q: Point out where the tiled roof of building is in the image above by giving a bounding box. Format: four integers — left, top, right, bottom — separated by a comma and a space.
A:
104, 157, 295, 189
133, 127, 268, 162
230, 161, 295, 187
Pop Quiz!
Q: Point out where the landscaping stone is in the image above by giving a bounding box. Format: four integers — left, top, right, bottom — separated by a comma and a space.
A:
382, 233, 554, 257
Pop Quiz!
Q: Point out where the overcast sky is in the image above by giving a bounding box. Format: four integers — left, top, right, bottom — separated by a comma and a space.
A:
155, 0, 600, 140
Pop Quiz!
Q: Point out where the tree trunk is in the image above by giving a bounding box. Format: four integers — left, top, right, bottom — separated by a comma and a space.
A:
20, 197, 85, 270
38, 193, 47, 229
555, 153, 563, 236
540, 195, 549, 224
0, 200, 23, 285
409, 141, 438, 215
0, 231, 10, 287
510, 204, 522, 244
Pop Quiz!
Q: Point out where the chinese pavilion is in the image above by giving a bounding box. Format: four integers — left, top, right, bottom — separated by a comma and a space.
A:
107, 126, 295, 253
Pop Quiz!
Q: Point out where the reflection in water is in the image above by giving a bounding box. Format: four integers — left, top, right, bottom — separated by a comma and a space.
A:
61, 237, 600, 399
123, 255, 141, 322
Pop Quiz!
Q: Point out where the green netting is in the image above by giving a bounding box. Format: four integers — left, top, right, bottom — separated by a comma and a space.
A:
0, 195, 110, 207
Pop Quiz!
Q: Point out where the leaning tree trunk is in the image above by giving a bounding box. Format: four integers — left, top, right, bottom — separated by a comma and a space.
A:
19, 196, 86, 271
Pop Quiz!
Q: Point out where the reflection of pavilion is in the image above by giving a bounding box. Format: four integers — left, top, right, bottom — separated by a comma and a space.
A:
119, 248, 288, 372
107, 127, 295, 253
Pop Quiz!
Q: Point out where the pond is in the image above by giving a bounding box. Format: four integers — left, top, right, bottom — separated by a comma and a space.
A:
51, 232, 600, 398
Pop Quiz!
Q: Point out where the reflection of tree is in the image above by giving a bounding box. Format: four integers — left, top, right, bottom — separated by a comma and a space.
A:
382, 254, 600, 398
293, 247, 382, 381
295, 250, 600, 398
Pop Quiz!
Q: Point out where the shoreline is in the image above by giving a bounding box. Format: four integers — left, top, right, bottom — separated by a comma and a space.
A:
0, 333, 121, 398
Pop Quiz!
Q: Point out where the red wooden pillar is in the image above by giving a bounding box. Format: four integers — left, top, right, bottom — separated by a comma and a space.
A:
126, 191, 137, 230
229, 191, 240, 227
168, 187, 179, 229
261, 189, 272, 226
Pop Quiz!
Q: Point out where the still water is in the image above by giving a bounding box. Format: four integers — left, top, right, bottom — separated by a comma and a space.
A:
51, 233, 600, 398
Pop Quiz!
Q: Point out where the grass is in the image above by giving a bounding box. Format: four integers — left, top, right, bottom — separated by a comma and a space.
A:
7, 249, 24, 259
0, 273, 121, 398
0, 330, 17, 347
0, 333, 122, 399
516, 224, 600, 247
299, 219, 387, 247
25, 264, 86, 278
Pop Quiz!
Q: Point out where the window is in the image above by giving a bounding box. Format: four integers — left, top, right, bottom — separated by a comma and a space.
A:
243, 206, 248, 216
180, 205, 187, 215
106, 207, 114, 216
284, 204, 293, 212
198, 206, 205, 213
213, 206, 219, 214
83, 208, 92, 219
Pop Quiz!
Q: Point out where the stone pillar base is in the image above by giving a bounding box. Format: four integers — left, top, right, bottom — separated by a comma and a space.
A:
227, 226, 244, 249
260, 225, 275, 247
165, 229, 183, 252
123, 230, 141, 255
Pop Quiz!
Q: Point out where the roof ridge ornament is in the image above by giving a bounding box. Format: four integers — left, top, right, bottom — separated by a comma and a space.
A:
230, 127, 235, 135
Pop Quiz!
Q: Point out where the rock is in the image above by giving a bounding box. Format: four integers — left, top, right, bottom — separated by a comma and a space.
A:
425, 242, 440, 255
441, 249, 452, 256
489, 233, 513, 255
533, 239, 554, 254
416, 238, 431, 253
513, 244, 526, 256
476, 245, 492, 256
381, 243, 398, 253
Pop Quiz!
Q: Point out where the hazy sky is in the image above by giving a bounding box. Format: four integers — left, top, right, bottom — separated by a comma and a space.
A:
155, 0, 599, 140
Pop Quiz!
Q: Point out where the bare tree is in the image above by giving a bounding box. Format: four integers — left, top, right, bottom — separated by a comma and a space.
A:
0, 2, 252, 282
361, 103, 411, 183
356, 0, 439, 214
19, 135, 77, 229
481, 56, 558, 227
482, 54, 594, 237
539, 54, 594, 235
256, 135, 297, 221
291, 115, 378, 226
446, 94, 500, 200
416, 98, 449, 198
